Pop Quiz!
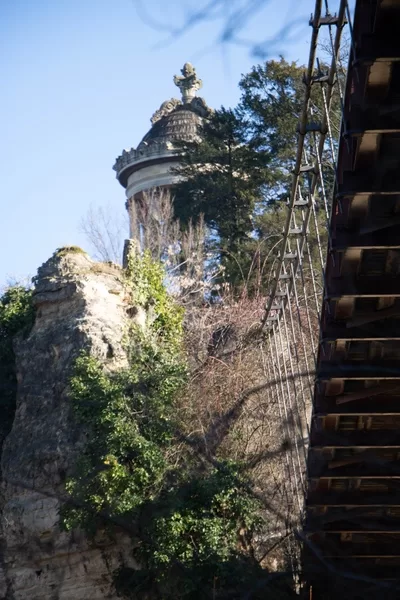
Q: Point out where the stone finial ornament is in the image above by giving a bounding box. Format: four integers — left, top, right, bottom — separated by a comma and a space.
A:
173, 62, 203, 103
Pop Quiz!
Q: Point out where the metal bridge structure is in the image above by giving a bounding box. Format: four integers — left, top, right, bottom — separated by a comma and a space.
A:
262, 0, 400, 597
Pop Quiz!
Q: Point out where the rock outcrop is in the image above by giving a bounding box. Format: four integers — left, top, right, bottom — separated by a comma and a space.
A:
0, 249, 135, 600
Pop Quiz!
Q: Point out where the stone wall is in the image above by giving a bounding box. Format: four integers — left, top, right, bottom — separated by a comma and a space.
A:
0, 249, 135, 600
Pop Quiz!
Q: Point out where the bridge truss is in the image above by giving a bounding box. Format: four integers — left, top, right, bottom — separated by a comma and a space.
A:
262, 0, 400, 597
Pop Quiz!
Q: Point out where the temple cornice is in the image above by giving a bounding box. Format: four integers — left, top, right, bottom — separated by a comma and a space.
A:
113, 141, 177, 188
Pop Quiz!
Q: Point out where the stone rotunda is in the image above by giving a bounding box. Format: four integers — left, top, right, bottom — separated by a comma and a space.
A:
113, 63, 211, 243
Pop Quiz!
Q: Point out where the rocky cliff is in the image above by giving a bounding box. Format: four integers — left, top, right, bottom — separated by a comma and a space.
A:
0, 249, 135, 600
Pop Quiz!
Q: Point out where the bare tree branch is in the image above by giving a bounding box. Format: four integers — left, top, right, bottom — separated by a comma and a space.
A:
80, 203, 128, 264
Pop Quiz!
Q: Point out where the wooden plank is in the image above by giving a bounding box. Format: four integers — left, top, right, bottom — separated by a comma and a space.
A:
332, 232, 400, 251
314, 405, 400, 415
310, 430, 400, 447
348, 127, 400, 136
310, 443, 400, 449
335, 383, 400, 404
306, 522, 400, 534
321, 325, 400, 341
306, 530, 400, 536
317, 552, 400, 558
326, 277, 400, 299
331, 223, 400, 249
307, 492, 400, 507
358, 34, 400, 63
347, 104, 400, 133
310, 471, 400, 480
318, 363, 400, 382
306, 514, 400, 532
314, 394, 400, 414
344, 306, 400, 328
306, 477, 400, 508
304, 560, 400, 580
339, 170, 400, 195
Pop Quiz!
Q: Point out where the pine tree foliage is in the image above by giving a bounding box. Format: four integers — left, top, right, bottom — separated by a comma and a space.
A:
238, 58, 306, 205
173, 107, 271, 254
238, 57, 341, 210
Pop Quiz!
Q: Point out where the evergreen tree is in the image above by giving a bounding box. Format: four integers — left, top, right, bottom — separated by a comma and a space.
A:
173, 107, 270, 255
173, 58, 341, 294
237, 58, 340, 293
238, 58, 306, 207
238, 57, 341, 214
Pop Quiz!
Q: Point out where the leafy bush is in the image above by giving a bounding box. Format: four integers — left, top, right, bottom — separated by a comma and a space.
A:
0, 286, 34, 442
123, 462, 265, 599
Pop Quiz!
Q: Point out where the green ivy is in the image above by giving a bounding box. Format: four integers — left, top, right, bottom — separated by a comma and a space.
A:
0, 286, 34, 444
125, 250, 184, 351
61, 349, 185, 534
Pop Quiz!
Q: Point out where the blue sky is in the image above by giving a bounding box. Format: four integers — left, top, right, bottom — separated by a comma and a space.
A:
1, 0, 346, 285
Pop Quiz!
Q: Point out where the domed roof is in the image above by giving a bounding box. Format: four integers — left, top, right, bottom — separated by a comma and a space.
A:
138, 104, 203, 149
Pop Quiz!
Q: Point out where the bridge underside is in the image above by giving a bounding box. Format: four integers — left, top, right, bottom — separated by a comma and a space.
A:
304, 0, 400, 597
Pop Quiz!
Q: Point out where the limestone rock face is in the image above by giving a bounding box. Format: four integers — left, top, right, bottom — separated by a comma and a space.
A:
0, 250, 135, 600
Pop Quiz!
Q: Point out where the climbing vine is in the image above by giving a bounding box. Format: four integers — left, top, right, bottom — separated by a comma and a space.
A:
0, 286, 34, 444
124, 249, 184, 350
61, 252, 288, 599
